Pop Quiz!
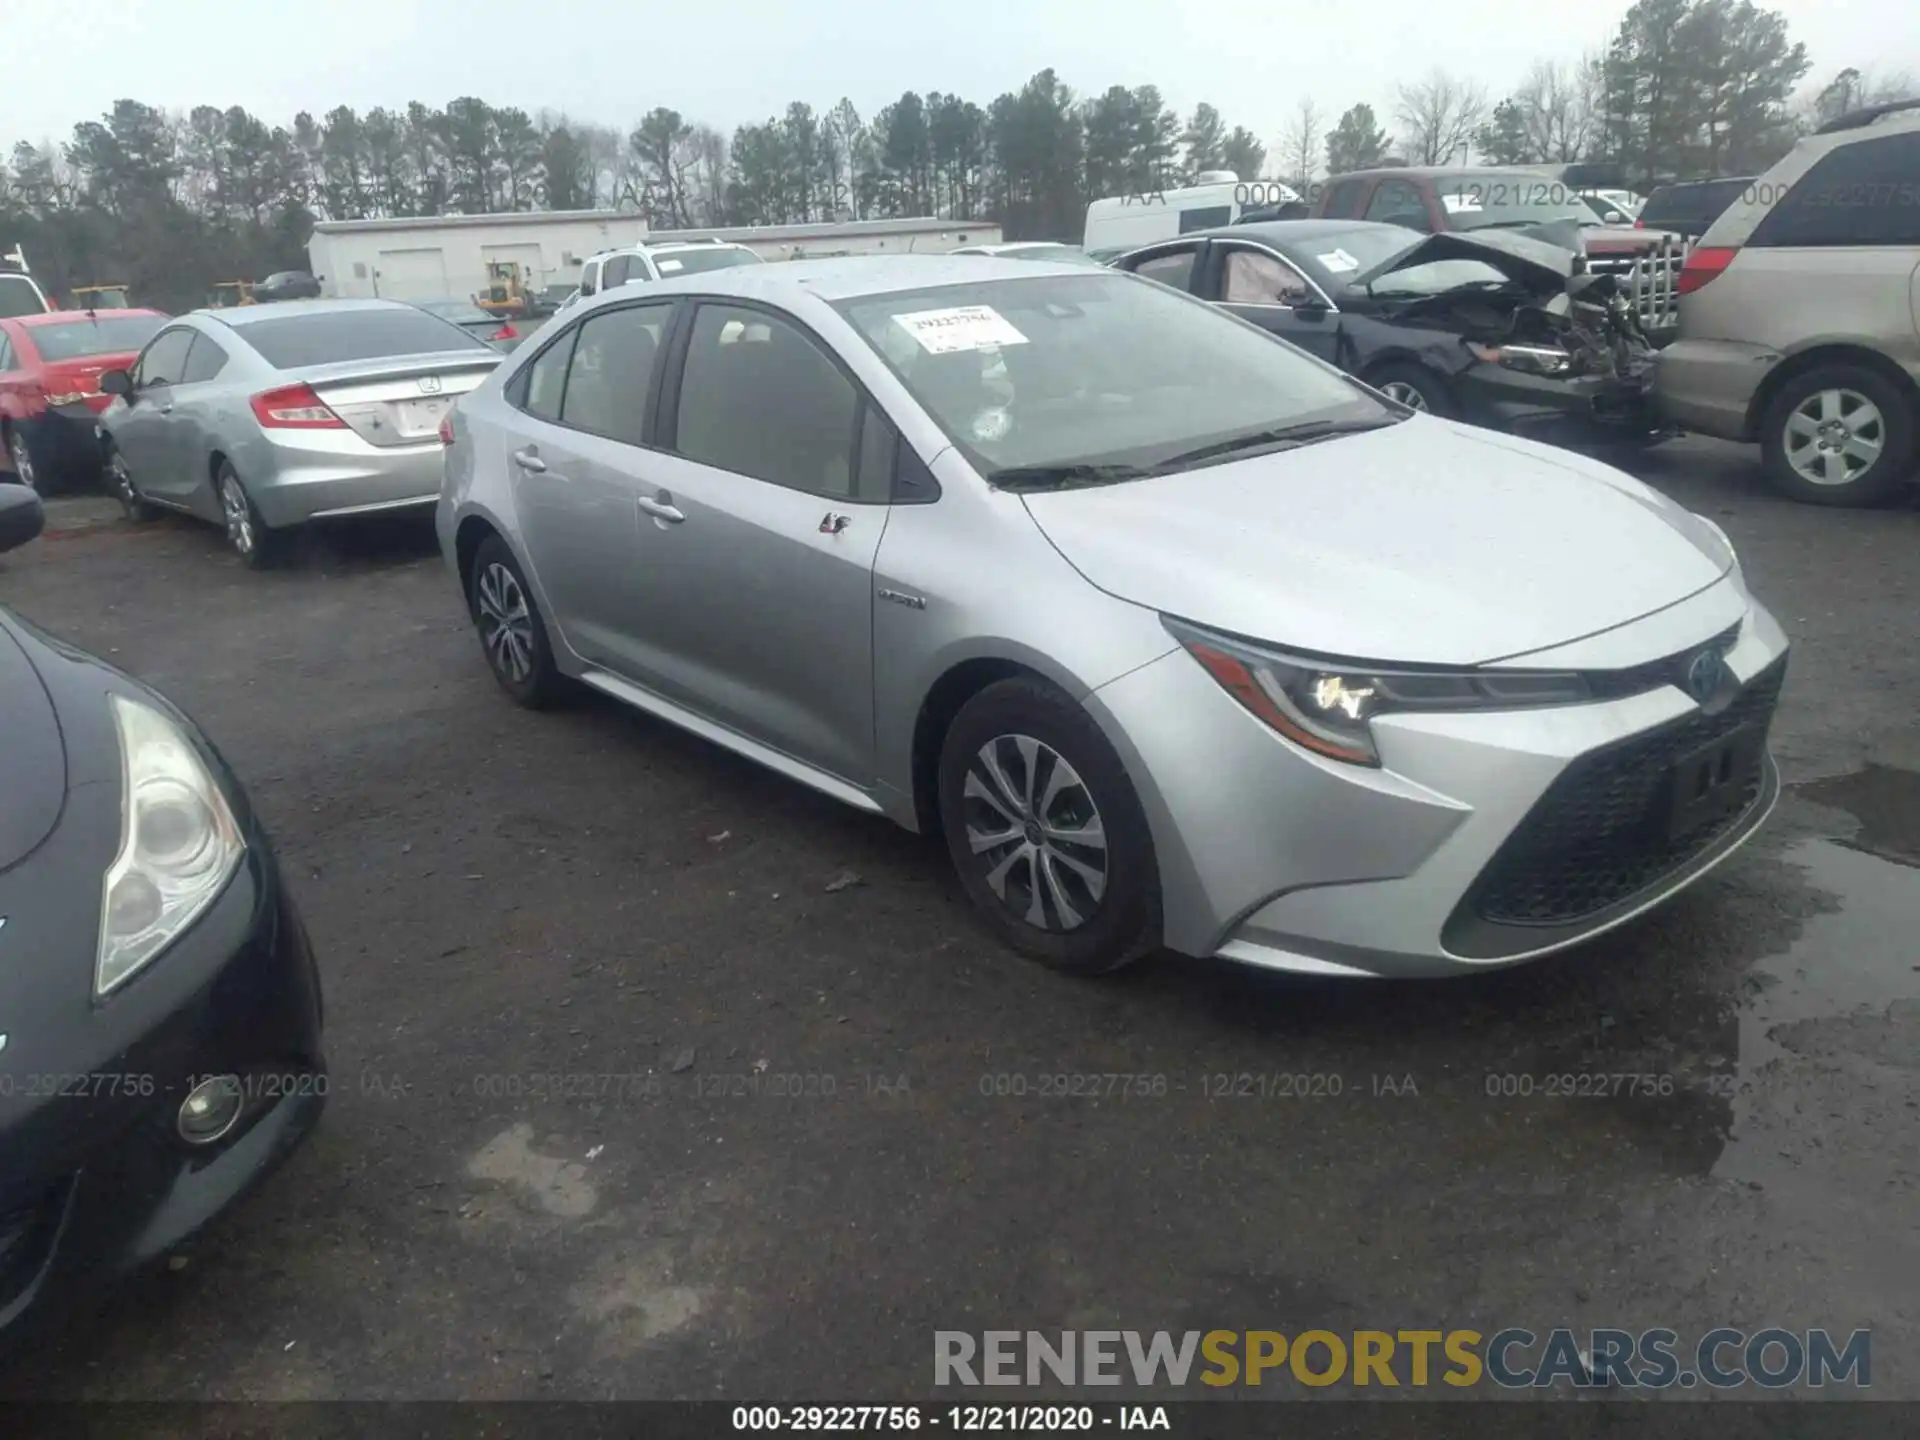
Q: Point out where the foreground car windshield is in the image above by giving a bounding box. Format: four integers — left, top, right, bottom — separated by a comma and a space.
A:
654, 248, 762, 275
836, 273, 1388, 481
418, 301, 493, 324
237, 310, 493, 367
30, 315, 167, 359
1434, 174, 1594, 230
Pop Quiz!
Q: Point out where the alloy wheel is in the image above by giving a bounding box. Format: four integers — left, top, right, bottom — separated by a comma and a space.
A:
110, 453, 138, 514
1381, 381, 1428, 412
961, 734, 1109, 931
476, 561, 535, 684
220, 474, 255, 556
1784, 388, 1884, 487
7, 433, 35, 491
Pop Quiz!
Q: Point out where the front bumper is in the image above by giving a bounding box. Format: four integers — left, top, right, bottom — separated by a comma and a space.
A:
1083, 581, 1789, 978
243, 429, 445, 529
1461, 363, 1669, 445
0, 829, 325, 1352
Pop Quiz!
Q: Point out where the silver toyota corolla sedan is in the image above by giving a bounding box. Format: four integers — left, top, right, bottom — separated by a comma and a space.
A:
437, 256, 1790, 980
97, 298, 502, 566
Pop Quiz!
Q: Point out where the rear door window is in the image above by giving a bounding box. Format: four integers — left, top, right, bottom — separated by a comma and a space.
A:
1749, 133, 1920, 247
559, 302, 672, 445
518, 330, 578, 421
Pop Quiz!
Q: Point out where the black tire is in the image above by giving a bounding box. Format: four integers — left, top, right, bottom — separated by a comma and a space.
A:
216, 461, 285, 568
105, 443, 159, 522
469, 535, 567, 708
1760, 364, 1916, 507
1366, 362, 1456, 419
4, 424, 55, 495
937, 677, 1161, 976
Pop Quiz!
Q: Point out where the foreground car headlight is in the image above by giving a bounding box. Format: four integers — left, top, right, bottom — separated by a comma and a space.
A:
98, 696, 246, 996
1164, 618, 1590, 767
1465, 341, 1574, 377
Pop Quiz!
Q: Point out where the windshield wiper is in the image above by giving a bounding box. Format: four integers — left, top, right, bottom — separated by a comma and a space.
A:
987, 462, 1154, 492
1153, 417, 1399, 470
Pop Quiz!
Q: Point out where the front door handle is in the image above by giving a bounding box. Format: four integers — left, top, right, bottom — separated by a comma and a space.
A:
637, 495, 684, 524
511, 449, 546, 473
157, 402, 174, 415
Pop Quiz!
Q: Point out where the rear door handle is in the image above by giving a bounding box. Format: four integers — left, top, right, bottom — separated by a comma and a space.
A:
157, 403, 174, 415
637, 495, 684, 523
511, 449, 546, 473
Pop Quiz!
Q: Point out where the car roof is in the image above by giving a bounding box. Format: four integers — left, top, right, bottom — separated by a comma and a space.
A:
14, 307, 166, 328
1200, 218, 1412, 245
575, 253, 1116, 305
205, 297, 414, 326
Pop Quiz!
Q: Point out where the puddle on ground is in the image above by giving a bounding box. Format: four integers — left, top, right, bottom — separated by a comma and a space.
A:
1713, 835, 1920, 1189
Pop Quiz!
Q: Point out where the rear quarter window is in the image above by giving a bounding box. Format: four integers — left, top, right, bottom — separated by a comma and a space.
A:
237, 310, 490, 368
1748, 132, 1920, 247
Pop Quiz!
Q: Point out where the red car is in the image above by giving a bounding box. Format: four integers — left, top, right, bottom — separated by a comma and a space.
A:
1, 308, 168, 492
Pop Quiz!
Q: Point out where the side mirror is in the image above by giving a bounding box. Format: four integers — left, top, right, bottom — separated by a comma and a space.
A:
100, 368, 132, 397
1291, 299, 1330, 320
0, 485, 46, 555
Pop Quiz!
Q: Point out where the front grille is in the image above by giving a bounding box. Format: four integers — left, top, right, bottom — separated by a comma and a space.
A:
1586, 235, 1688, 334
1468, 656, 1785, 929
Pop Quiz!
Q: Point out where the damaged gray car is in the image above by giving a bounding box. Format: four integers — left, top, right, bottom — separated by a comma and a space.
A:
1114, 219, 1672, 449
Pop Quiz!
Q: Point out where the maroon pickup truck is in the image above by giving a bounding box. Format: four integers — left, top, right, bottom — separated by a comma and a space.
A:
1310, 167, 1686, 339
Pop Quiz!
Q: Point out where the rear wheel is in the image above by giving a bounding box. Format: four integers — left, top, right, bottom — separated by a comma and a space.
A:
217, 462, 283, 568
937, 677, 1161, 976
469, 535, 566, 708
1367, 362, 1456, 419
1760, 365, 1915, 507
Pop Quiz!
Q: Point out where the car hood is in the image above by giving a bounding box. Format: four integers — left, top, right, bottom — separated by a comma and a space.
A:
1019, 419, 1733, 666
1353, 229, 1576, 300
0, 616, 67, 870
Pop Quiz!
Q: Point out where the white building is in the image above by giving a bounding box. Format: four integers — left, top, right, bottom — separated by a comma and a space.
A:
638, 216, 1002, 262
307, 211, 650, 303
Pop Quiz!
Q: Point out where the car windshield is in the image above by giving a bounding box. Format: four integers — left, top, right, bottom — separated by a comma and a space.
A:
652, 248, 762, 276
1288, 227, 1441, 286
836, 272, 1392, 485
237, 309, 493, 367
0, 277, 46, 319
1366, 258, 1513, 297
1433, 174, 1594, 230
29, 315, 167, 360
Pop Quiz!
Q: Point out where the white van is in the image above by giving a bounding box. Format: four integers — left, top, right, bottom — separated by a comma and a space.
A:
1081, 174, 1300, 258
0, 247, 50, 319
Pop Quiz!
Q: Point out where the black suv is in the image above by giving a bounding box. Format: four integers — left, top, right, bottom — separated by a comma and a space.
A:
1635, 178, 1756, 241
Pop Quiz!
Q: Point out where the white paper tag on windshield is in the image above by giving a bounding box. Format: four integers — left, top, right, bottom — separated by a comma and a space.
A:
1317, 248, 1360, 273
894, 305, 1029, 355
657, 259, 684, 273
1441, 193, 1483, 213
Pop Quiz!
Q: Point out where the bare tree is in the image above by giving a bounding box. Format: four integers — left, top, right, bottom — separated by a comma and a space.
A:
1510, 58, 1605, 163
1280, 98, 1321, 192
1394, 69, 1487, 165
1800, 65, 1918, 129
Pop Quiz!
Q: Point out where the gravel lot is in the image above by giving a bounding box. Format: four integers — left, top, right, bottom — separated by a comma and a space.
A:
0, 439, 1916, 1405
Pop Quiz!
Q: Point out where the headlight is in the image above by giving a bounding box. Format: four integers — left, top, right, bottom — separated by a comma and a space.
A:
1164, 618, 1591, 767
98, 696, 245, 996
1465, 341, 1574, 377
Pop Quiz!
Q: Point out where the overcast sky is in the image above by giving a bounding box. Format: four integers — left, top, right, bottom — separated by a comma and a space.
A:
3, 0, 1902, 164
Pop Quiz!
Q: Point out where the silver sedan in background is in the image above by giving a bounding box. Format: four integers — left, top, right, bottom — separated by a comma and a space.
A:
439, 257, 1788, 982
98, 299, 502, 567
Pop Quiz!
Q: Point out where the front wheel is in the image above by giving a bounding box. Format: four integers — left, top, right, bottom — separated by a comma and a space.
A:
1366, 362, 1456, 419
937, 677, 1161, 976
6, 427, 48, 493
1760, 365, 1915, 507
107, 445, 159, 522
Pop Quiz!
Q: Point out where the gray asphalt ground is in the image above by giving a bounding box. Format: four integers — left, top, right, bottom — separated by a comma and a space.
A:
0, 436, 1914, 1404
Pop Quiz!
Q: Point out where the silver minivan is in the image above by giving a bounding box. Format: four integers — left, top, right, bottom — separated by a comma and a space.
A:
1655, 100, 1920, 506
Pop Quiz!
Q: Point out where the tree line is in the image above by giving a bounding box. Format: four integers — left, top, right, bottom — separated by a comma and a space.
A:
1, 0, 1907, 312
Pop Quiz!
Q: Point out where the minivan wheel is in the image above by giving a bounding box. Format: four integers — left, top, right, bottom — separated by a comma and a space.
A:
1761, 365, 1915, 507
937, 677, 1161, 977
469, 535, 566, 708
1367, 362, 1455, 419
217, 463, 283, 568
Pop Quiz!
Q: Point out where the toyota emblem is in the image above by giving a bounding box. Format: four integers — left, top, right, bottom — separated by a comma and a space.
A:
1684, 648, 1723, 703
418, 376, 443, 395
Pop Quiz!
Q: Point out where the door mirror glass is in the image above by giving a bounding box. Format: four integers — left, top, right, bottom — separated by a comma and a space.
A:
100, 368, 132, 397
0, 485, 45, 555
